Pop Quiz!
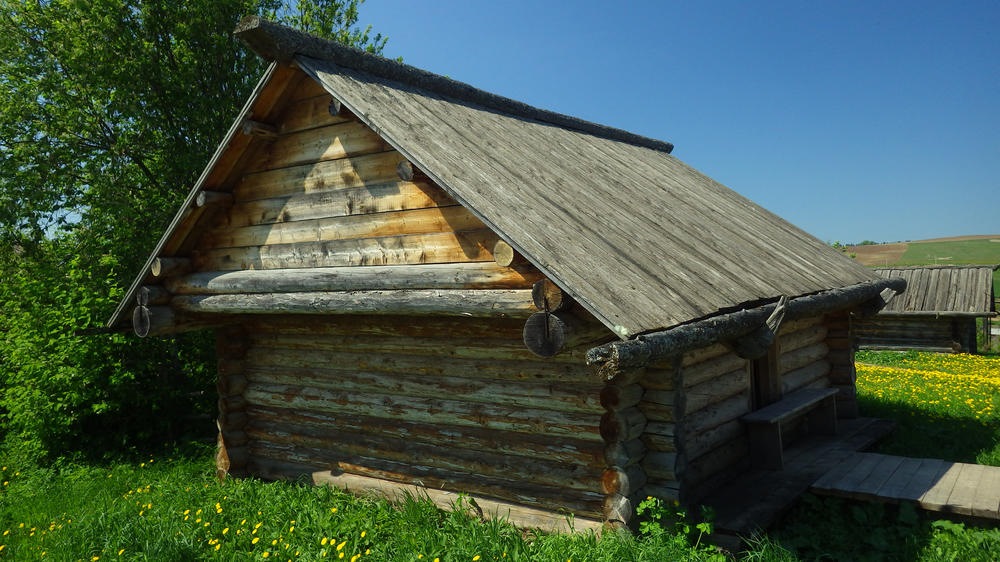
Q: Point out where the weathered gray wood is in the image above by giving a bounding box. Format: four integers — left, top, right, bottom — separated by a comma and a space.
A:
781, 360, 832, 394
599, 383, 644, 411
599, 407, 646, 443
166, 262, 542, 294
522, 312, 566, 357
137, 285, 171, 306
132, 305, 223, 337
742, 387, 838, 425
604, 439, 646, 467
171, 289, 536, 318
532, 279, 568, 312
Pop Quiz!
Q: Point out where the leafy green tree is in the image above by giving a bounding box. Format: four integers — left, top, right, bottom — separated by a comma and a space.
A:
0, 0, 386, 463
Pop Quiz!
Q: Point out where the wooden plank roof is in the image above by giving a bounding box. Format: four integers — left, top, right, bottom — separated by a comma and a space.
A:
873, 266, 997, 315
107, 18, 882, 337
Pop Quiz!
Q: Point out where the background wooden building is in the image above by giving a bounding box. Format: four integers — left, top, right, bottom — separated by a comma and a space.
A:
107, 18, 904, 531
855, 265, 997, 353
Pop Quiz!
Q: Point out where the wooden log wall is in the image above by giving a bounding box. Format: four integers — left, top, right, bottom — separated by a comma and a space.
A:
599, 368, 648, 527
216, 325, 251, 479
136, 71, 547, 337
824, 311, 858, 417
233, 314, 608, 519
854, 315, 971, 354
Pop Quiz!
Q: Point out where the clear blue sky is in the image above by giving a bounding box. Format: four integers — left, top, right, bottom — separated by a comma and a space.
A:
356, 0, 998, 244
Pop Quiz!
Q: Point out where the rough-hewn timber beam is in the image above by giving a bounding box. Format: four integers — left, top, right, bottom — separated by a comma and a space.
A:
171, 289, 536, 318
587, 277, 907, 379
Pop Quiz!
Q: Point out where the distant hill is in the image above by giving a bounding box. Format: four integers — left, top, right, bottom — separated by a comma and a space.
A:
848, 235, 1000, 267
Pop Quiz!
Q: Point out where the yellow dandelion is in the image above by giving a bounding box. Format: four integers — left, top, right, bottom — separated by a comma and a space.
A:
263, 553, 270, 559
337, 541, 347, 551
322, 537, 329, 546
223, 527, 230, 535
253, 537, 260, 544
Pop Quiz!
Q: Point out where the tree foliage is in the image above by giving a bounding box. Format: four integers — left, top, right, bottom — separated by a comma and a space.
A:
0, 0, 386, 462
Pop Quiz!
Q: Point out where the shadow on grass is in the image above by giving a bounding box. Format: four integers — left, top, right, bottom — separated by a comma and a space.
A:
857, 397, 1000, 465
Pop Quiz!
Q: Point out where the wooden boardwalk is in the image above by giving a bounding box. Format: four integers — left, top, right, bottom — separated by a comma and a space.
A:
811, 452, 1000, 519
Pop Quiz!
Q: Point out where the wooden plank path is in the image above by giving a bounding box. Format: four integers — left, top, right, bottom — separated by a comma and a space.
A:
811, 452, 1000, 519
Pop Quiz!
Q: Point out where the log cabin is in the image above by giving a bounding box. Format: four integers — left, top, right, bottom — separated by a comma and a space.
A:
106, 17, 906, 531
855, 265, 997, 353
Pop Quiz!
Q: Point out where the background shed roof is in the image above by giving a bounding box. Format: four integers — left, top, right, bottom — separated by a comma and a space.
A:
296, 55, 876, 337
873, 266, 997, 315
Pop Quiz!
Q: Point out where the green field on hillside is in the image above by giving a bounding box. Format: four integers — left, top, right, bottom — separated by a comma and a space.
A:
896, 239, 1000, 266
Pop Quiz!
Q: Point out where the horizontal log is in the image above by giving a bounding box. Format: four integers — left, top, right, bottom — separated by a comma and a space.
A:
167, 262, 541, 295
245, 423, 601, 493
132, 305, 224, 337
684, 390, 751, 435
172, 289, 537, 318
588, 278, 907, 375
220, 445, 251, 469
137, 285, 171, 306
641, 432, 676, 454
235, 149, 407, 201
194, 229, 499, 271
202, 205, 485, 249
638, 364, 680, 391
249, 442, 605, 517
599, 407, 646, 443
642, 451, 678, 481
242, 381, 601, 437
241, 118, 279, 139
224, 180, 456, 229
637, 400, 675, 423
682, 352, 747, 389
242, 361, 603, 414
644, 422, 675, 438
246, 328, 592, 365
311, 470, 603, 534
685, 368, 748, 414
220, 429, 249, 447
239, 344, 592, 384
604, 439, 646, 467
195, 191, 234, 208
684, 419, 744, 461
601, 465, 647, 496
776, 315, 822, 336
150, 257, 191, 278
680, 343, 731, 367
218, 395, 248, 413
778, 323, 827, 353
778, 342, 829, 375
682, 438, 749, 491
247, 405, 605, 467
279, 93, 352, 134
600, 383, 645, 411
249, 120, 390, 172
781, 360, 831, 395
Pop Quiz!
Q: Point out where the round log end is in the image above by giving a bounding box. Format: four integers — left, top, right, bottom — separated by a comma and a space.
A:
522, 312, 566, 357
396, 160, 415, 181
132, 305, 150, 338
493, 240, 518, 267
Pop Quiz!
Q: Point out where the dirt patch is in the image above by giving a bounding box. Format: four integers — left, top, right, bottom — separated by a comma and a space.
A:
848, 243, 909, 266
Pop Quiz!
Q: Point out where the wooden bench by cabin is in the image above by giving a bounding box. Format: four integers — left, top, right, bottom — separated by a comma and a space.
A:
742, 387, 839, 470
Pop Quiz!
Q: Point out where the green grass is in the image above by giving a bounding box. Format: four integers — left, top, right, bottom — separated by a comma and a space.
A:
3, 353, 1000, 561
896, 239, 1000, 266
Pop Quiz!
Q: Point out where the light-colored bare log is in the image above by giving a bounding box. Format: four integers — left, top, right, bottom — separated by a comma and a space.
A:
202, 205, 484, 249
172, 288, 536, 318
279, 93, 352, 134
493, 240, 523, 267
235, 149, 407, 201
226, 180, 456, 228
150, 257, 192, 278
194, 229, 499, 271
252, 120, 390, 172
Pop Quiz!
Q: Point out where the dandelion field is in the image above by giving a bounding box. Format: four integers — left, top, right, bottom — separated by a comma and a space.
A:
856, 351, 1000, 465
